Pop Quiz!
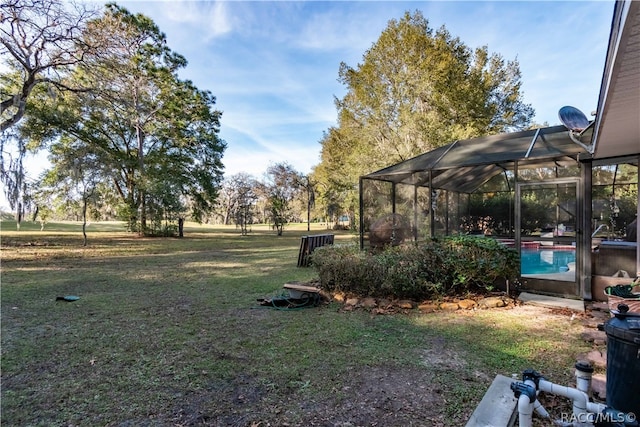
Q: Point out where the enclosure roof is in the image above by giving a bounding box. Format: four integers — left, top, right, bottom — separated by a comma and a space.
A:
362, 124, 592, 193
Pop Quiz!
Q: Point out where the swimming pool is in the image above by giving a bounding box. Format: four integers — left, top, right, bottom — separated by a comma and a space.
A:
520, 248, 576, 275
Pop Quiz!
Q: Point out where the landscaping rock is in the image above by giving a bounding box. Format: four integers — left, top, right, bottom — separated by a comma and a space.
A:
581, 316, 607, 329
580, 330, 607, 344
440, 302, 459, 311
362, 297, 377, 308
477, 296, 506, 309
345, 297, 359, 306
397, 300, 414, 309
418, 303, 438, 313
458, 299, 477, 310
318, 290, 333, 302
583, 350, 607, 368
378, 299, 393, 308
333, 292, 345, 302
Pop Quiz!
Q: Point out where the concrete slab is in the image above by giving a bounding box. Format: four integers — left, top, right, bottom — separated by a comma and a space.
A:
518, 292, 585, 312
465, 374, 518, 427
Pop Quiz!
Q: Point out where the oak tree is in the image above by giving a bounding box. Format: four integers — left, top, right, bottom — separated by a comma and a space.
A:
0, 0, 99, 133
315, 10, 534, 222
25, 4, 225, 234
262, 162, 303, 236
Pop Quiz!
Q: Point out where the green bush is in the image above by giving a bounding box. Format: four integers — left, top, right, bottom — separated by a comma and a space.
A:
311, 237, 519, 300
310, 244, 382, 297
439, 236, 519, 293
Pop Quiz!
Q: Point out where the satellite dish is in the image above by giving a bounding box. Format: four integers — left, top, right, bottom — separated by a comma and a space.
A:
558, 105, 594, 153
558, 106, 590, 132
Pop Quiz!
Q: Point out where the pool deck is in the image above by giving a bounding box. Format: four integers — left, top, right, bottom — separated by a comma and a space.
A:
497, 239, 576, 251
518, 291, 585, 312
521, 271, 575, 282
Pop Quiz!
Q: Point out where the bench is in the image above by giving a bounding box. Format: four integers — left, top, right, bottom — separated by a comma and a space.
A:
297, 234, 334, 267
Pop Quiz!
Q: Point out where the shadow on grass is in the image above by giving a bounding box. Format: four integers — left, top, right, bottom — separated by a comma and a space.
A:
1, 222, 587, 426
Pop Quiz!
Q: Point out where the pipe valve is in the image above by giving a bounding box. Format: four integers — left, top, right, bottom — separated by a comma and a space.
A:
510, 381, 536, 401
522, 368, 544, 387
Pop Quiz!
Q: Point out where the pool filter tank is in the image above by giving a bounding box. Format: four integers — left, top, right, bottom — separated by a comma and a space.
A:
604, 304, 640, 415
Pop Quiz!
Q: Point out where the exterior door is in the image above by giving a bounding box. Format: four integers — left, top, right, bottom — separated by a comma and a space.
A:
516, 179, 580, 297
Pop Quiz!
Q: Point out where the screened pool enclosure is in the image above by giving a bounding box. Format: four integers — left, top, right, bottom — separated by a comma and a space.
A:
359, 124, 639, 299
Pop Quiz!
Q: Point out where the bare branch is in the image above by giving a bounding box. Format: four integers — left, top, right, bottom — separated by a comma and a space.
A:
1, 0, 101, 132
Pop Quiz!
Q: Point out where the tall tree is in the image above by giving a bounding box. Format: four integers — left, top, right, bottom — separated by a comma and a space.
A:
215, 173, 258, 231
312, 128, 362, 228
229, 173, 258, 235
0, 129, 32, 229
296, 174, 315, 232
262, 162, 302, 236
1, 0, 100, 219
315, 10, 534, 221
40, 136, 103, 245
25, 4, 225, 234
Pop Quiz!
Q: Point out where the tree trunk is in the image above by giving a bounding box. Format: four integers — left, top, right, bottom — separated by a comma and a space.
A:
15, 202, 22, 230
178, 218, 184, 238
82, 197, 88, 246
136, 109, 147, 234
139, 194, 146, 234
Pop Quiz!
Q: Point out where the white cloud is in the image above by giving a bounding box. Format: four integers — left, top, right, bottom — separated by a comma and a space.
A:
295, 7, 379, 53
206, 1, 233, 38
161, 1, 232, 37
121, 0, 234, 45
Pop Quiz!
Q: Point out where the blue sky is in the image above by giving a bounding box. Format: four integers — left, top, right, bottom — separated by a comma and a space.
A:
115, 0, 613, 178
6, 1, 613, 210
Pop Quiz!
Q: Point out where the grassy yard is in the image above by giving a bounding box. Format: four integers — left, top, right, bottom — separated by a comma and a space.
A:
1, 220, 592, 426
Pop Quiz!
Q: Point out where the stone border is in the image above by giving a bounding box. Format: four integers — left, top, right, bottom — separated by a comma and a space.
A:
331, 292, 516, 314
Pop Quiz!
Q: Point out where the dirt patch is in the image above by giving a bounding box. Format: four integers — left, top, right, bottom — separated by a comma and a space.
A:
311, 365, 447, 427
164, 366, 447, 427
158, 303, 591, 427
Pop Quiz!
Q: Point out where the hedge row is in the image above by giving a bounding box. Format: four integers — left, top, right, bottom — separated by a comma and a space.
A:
311, 236, 519, 300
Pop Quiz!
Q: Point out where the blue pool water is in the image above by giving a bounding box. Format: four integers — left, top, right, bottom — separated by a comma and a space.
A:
521, 248, 576, 275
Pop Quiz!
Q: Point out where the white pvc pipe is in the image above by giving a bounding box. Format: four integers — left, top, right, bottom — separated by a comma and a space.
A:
533, 399, 551, 420
517, 379, 537, 427
518, 393, 534, 427
538, 379, 589, 419
581, 402, 609, 424
575, 365, 593, 396
586, 401, 607, 415
516, 373, 608, 427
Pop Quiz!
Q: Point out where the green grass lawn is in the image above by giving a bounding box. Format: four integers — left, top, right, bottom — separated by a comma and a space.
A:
1, 220, 592, 426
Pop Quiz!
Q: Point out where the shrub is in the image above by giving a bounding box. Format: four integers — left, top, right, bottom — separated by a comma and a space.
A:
439, 236, 519, 292
311, 237, 519, 300
311, 244, 382, 296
